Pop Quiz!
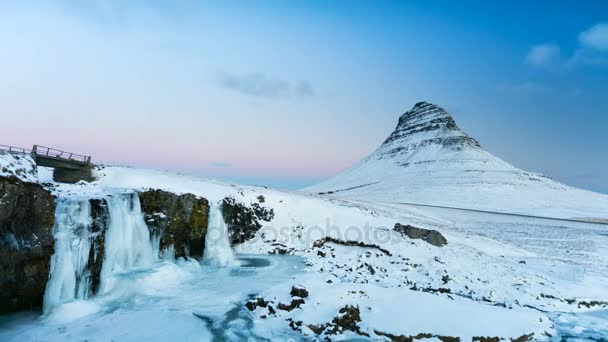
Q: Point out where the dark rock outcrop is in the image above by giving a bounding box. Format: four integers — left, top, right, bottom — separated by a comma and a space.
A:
375, 330, 460, 342
313, 236, 392, 256
220, 196, 274, 245
0, 176, 55, 313
394, 223, 447, 247
139, 189, 209, 258
87, 198, 109, 294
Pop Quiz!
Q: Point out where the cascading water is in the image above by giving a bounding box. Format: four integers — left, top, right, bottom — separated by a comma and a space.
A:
43, 198, 93, 314
202, 202, 237, 266
99, 192, 154, 293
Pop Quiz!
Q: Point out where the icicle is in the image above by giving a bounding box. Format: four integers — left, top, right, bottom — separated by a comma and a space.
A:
203, 202, 237, 267
99, 192, 154, 293
43, 198, 93, 314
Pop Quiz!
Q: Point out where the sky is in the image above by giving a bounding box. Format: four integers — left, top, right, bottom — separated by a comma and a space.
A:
1, 0, 607, 192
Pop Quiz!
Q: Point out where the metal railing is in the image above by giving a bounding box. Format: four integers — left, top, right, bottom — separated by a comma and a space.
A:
0, 144, 31, 154
32, 145, 91, 164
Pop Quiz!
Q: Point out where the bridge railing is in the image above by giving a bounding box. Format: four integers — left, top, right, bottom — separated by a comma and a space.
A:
0, 144, 31, 154
32, 145, 91, 164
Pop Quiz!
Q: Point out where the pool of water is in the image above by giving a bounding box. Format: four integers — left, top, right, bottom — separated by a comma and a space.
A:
0, 254, 306, 342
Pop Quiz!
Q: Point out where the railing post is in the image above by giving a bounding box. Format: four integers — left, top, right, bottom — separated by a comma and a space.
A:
32, 145, 38, 154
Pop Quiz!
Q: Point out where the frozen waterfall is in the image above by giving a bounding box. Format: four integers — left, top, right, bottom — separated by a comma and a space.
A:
43, 198, 93, 314
99, 192, 154, 293
202, 202, 237, 267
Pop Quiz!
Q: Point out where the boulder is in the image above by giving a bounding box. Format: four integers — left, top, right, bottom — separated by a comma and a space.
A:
394, 223, 447, 247
0, 176, 55, 313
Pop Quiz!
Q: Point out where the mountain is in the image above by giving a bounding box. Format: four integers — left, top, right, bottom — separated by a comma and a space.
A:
305, 102, 608, 220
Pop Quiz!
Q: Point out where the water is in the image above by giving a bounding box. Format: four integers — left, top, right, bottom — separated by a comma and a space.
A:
0, 254, 306, 341
43, 198, 93, 313
202, 202, 237, 267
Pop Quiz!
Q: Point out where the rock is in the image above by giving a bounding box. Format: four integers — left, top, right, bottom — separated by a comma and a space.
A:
307, 324, 326, 335
290, 286, 309, 298
326, 305, 369, 337
394, 223, 447, 247
220, 197, 274, 245
313, 236, 392, 256
245, 297, 269, 311
375, 330, 460, 342
0, 176, 55, 313
139, 189, 209, 259
472, 337, 500, 342
87, 198, 109, 294
277, 298, 305, 312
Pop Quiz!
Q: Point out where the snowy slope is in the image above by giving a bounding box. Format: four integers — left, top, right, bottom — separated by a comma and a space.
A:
305, 102, 608, 220
0, 151, 38, 182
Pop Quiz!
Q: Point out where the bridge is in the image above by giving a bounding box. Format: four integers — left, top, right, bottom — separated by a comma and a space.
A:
1, 144, 94, 183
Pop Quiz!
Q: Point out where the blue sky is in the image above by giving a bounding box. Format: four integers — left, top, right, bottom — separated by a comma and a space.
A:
1, 1, 607, 192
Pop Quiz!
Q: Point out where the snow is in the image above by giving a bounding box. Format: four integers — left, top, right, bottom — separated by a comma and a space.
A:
0, 151, 37, 182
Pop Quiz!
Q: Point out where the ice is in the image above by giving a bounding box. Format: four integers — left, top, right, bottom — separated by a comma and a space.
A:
202, 202, 237, 267
43, 198, 93, 314
99, 192, 154, 294
0, 255, 306, 341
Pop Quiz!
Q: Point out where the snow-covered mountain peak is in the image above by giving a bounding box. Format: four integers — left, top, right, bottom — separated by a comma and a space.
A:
305, 102, 608, 220
377, 101, 481, 160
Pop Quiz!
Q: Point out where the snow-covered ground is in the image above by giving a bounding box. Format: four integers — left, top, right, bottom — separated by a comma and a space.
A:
2, 162, 607, 340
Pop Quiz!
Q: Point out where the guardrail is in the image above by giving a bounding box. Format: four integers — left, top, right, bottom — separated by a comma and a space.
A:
32, 145, 91, 164
0, 144, 31, 154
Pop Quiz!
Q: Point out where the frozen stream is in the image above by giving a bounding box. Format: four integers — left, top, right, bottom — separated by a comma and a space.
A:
0, 254, 306, 341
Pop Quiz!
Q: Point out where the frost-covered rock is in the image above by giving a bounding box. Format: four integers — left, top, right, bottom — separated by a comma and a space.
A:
220, 196, 274, 244
0, 176, 55, 313
394, 223, 447, 247
0, 152, 38, 183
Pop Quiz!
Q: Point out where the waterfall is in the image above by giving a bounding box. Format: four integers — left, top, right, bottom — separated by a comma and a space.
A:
203, 202, 237, 266
43, 198, 93, 314
99, 192, 154, 293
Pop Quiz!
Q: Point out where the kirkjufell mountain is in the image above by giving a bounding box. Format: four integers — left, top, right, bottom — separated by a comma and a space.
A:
305, 102, 608, 220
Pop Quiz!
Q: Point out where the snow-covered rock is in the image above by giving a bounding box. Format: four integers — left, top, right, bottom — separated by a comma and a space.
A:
0, 151, 38, 183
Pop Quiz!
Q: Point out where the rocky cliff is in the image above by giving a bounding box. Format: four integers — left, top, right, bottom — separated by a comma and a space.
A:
139, 189, 209, 258
0, 176, 55, 313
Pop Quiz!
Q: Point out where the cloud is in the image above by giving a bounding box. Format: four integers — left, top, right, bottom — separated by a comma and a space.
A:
295, 81, 314, 97
209, 161, 231, 168
218, 72, 315, 99
579, 22, 608, 51
567, 48, 608, 67
525, 43, 561, 67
